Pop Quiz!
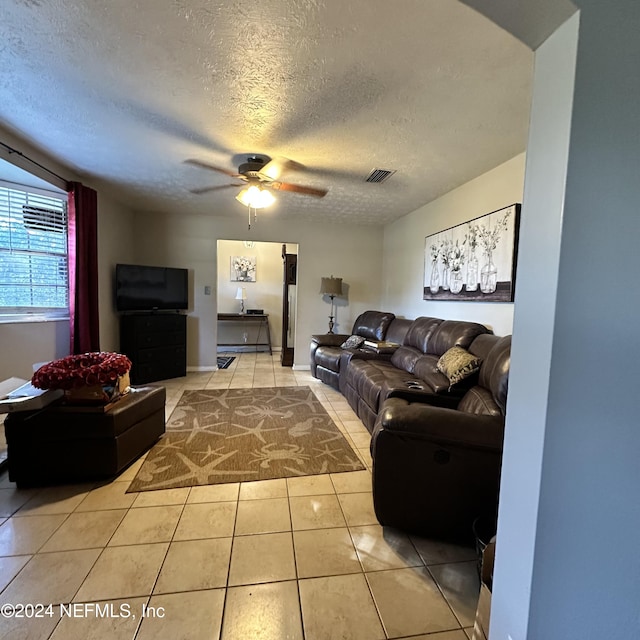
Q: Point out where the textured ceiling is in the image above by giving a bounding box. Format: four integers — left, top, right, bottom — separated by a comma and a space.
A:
0, 0, 533, 225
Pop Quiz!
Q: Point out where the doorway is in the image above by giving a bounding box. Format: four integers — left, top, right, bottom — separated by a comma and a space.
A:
216, 240, 298, 364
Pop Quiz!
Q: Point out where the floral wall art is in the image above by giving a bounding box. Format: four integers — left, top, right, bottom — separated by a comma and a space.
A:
423, 204, 521, 302
231, 256, 257, 282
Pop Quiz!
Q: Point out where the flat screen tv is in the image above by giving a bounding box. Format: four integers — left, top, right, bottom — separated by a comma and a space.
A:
115, 264, 188, 312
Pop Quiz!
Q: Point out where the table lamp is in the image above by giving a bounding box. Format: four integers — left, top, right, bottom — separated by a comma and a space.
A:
320, 276, 342, 333
235, 287, 247, 314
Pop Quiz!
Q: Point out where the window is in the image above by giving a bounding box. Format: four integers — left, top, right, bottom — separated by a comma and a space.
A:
0, 181, 69, 318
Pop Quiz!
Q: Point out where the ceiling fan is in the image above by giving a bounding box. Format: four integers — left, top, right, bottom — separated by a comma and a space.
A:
185, 155, 328, 203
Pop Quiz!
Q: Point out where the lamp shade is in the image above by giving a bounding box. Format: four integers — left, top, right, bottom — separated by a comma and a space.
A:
235, 185, 275, 209
235, 287, 247, 301
320, 276, 342, 296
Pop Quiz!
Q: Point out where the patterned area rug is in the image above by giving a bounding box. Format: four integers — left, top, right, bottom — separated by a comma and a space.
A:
127, 386, 365, 492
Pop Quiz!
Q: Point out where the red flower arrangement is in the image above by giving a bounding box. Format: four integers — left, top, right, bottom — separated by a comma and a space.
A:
32, 352, 132, 391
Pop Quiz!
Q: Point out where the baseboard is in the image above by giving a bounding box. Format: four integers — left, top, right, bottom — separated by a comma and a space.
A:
292, 364, 310, 371
187, 366, 217, 372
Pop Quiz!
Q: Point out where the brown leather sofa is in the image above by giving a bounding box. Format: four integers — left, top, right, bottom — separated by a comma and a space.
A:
310, 310, 407, 390
370, 334, 511, 541
340, 317, 492, 432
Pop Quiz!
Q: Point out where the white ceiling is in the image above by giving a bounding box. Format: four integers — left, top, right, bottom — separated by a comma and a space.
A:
0, 0, 534, 226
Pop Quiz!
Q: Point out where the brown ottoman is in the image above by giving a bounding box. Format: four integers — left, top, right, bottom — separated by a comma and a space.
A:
5, 386, 165, 487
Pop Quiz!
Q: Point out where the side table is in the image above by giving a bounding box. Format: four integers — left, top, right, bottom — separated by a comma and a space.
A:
217, 313, 273, 354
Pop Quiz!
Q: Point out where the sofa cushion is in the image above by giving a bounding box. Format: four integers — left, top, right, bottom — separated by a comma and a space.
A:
348, 359, 406, 415
354, 362, 391, 412
427, 320, 491, 356
413, 355, 451, 393
352, 311, 396, 341
457, 386, 502, 417
390, 346, 422, 374
457, 335, 511, 417
478, 335, 511, 414
385, 318, 414, 345
468, 333, 501, 360
437, 346, 483, 386
402, 317, 443, 352
341, 335, 365, 349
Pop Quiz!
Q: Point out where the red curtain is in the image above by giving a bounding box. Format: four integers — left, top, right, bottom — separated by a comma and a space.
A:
67, 182, 100, 354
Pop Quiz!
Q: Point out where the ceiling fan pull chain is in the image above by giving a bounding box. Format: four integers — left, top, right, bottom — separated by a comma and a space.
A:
247, 206, 258, 230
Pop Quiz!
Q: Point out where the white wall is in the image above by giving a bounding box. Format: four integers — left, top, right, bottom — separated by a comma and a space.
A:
493, 2, 640, 638
97, 196, 136, 353
217, 240, 289, 350
0, 320, 69, 380
525, 2, 640, 636
381, 154, 526, 336
491, 13, 578, 640
131, 210, 384, 369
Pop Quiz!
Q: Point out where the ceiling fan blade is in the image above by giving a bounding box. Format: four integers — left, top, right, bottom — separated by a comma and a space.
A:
185, 159, 242, 178
270, 181, 328, 198
190, 184, 243, 195
258, 157, 304, 181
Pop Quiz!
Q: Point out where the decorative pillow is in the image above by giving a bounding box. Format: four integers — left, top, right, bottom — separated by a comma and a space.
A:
341, 335, 365, 349
437, 346, 482, 386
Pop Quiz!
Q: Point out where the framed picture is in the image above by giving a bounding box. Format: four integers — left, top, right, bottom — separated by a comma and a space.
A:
231, 256, 257, 282
423, 203, 521, 302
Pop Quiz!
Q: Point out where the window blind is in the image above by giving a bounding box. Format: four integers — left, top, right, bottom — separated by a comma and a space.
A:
0, 184, 69, 312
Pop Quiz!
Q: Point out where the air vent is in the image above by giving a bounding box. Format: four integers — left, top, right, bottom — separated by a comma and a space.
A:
365, 168, 396, 183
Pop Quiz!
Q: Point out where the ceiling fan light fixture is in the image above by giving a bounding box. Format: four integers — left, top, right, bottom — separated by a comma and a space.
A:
235, 185, 275, 209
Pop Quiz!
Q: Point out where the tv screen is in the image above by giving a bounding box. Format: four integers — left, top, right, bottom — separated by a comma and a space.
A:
115, 264, 188, 312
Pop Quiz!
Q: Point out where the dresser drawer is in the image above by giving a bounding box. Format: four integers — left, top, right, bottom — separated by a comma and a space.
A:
120, 313, 187, 383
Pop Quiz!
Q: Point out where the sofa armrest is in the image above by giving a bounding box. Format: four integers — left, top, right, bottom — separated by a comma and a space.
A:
311, 333, 349, 347
345, 349, 394, 363
373, 397, 504, 452
384, 387, 462, 409
337, 349, 394, 384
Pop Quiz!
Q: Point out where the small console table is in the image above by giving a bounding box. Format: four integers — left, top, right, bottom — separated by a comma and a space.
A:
217, 313, 272, 355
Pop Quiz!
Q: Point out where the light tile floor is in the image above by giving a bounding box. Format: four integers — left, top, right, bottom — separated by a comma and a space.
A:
0, 353, 479, 640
